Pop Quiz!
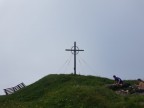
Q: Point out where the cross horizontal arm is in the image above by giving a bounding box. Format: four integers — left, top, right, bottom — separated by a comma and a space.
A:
75, 50, 84, 51
65, 49, 84, 51
65, 49, 72, 51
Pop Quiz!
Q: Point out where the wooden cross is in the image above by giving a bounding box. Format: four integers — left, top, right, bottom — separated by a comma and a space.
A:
65, 42, 84, 75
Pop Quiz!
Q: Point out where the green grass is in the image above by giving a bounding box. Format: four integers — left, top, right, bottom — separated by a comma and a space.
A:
0, 74, 144, 108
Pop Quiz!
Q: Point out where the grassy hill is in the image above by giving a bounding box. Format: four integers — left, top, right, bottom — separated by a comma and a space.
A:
0, 74, 144, 108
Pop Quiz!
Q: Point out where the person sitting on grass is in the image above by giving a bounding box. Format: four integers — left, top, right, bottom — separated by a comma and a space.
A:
113, 75, 123, 86
136, 79, 144, 91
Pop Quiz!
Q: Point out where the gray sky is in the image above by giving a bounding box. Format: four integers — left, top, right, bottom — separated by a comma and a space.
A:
0, 0, 144, 95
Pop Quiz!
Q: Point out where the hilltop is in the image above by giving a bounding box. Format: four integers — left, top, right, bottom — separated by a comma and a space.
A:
0, 74, 144, 108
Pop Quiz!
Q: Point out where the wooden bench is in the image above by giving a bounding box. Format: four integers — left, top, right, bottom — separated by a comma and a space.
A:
3, 82, 26, 95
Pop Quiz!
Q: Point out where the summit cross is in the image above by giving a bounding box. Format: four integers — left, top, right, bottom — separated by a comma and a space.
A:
65, 42, 84, 75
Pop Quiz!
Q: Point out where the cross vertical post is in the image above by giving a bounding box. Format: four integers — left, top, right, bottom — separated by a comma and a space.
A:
65, 42, 84, 75
74, 42, 76, 75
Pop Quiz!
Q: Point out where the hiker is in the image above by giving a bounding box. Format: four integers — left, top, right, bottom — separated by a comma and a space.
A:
136, 79, 144, 90
113, 75, 123, 86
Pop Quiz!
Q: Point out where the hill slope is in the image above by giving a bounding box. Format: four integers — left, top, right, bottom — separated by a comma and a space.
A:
0, 74, 144, 108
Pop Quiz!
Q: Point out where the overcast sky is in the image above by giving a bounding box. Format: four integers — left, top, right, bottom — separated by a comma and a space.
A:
0, 0, 144, 95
